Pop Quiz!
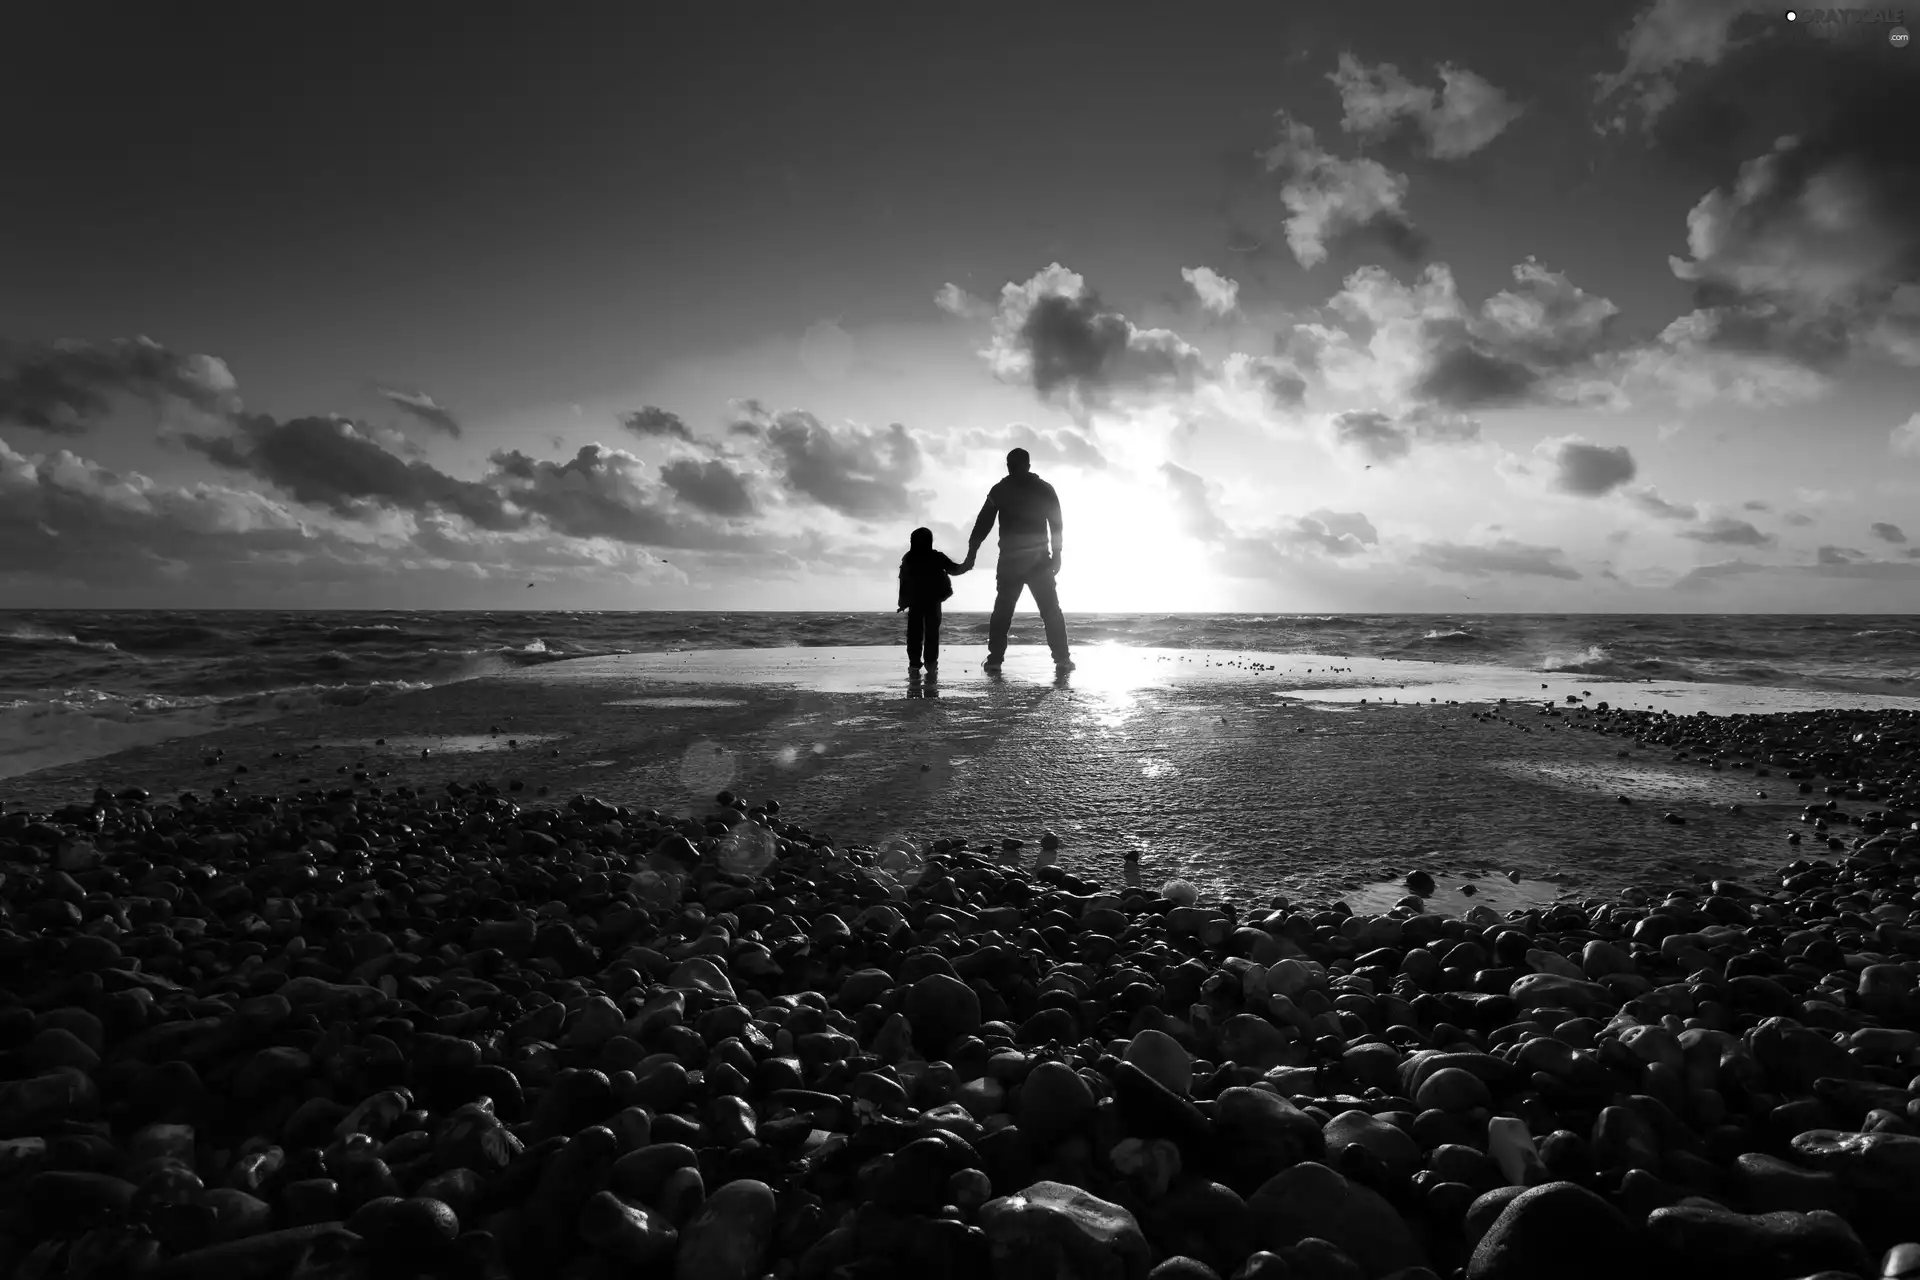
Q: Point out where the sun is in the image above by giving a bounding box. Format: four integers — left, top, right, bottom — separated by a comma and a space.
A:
1053, 471, 1218, 611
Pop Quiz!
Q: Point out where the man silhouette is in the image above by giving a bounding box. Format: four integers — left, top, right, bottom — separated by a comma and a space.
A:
964, 447, 1072, 671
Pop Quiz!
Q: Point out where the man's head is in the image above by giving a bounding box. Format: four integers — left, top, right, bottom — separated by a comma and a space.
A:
1006, 448, 1031, 476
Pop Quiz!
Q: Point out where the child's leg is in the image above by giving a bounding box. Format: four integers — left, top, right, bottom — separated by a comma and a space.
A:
925, 604, 941, 668
906, 605, 925, 667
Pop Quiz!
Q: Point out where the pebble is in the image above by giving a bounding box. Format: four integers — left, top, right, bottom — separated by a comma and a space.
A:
0, 704, 1914, 1277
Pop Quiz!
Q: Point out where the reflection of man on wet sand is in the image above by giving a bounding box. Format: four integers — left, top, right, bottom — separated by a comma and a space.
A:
962, 447, 1072, 672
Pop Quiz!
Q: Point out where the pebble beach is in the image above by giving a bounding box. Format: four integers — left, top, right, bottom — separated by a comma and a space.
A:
4, 654, 1920, 1280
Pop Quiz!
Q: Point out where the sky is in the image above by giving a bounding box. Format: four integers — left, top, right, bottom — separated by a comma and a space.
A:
3, 0, 1918, 613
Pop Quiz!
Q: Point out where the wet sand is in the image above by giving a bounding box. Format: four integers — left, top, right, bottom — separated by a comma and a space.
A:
8, 645, 1908, 906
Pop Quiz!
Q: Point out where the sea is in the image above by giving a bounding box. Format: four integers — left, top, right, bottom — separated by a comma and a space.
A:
1, 610, 1915, 782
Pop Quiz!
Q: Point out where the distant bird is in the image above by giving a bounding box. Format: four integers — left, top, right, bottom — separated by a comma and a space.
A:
526, 583, 535, 588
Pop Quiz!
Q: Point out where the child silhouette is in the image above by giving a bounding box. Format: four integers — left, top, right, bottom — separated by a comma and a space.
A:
897, 526, 969, 675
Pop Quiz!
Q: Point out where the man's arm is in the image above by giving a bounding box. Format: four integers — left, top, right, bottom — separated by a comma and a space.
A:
966, 492, 999, 560
1045, 483, 1064, 572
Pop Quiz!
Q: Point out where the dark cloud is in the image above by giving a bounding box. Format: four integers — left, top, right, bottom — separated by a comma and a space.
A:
0, 337, 237, 434
1327, 408, 1480, 465
619, 406, 697, 443
1817, 544, 1863, 566
376, 387, 461, 437
1742, 499, 1770, 512
748, 408, 930, 519
485, 444, 755, 549
1328, 261, 1622, 415
1782, 511, 1815, 527
983, 266, 1209, 416
1870, 521, 1908, 544
1413, 344, 1538, 411
1654, 41, 1920, 379
1330, 411, 1411, 464
1540, 437, 1637, 496
1411, 538, 1582, 580
659, 457, 756, 517
1246, 357, 1308, 409
182, 413, 524, 530
1329, 54, 1524, 160
0, 434, 365, 587
1680, 515, 1774, 547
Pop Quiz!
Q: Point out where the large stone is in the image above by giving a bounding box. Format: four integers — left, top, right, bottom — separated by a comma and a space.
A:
978, 1180, 1151, 1280
908, 974, 983, 1056
1017, 1061, 1096, 1150
1247, 1161, 1425, 1278
674, 1178, 776, 1280
1788, 1130, 1920, 1193
1124, 1030, 1194, 1098
1645, 1204, 1869, 1279
1212, 1088, 1325, 1193
1467, 1181, 1639, 1280
1322, 1110, 1422, 1182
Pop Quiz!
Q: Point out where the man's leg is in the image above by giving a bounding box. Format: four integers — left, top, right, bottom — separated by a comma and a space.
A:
986, 572, 1024, 664
925, 604, 941, 670
906, 606, 925, 668
1026, 564, 1071, 664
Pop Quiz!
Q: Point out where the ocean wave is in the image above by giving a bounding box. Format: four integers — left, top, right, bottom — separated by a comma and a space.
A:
325, 624, 410, 643
1418, 628, 1479, 643
0, 625, 122, 654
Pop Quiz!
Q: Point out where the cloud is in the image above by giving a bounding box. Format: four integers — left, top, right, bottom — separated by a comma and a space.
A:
0, 435, 362, 586
1612, 308, 1832, 408
0, 337, 238, 434
1297, 508, 1380, 554
376, 387, 461, 437
1328, 54, 1524, 159
1870, 521, 1908, 544
1159, 462, 1379, 571
1817, 544, 1863, 565
182, 413, 525, 531
1680, 515, 1774, 547
1538, 436, 1637, 496
659, 457, 756, 517
936, 423, 1108, 471
1629, 486, 1698, 520
1782, 511, 1815, 527
982, 264, 1210, 417
619, 406, 698, 443
1259, 114, 1425, 268
1323, 260, 1621, 413
1221, 353, 1308, 412
1181, 266, 1241, 316
1593, 0, 1772, 132
484, 444, 759, 549
1325, 407, 1480, 465
733, 404, 931, 519
1742, 499, 1770, 511
1894, 413, 1920, 459
1329, 411, 1411, 464
935, 283, 993, 321
1655, 54, 1920, 379
1410, 538, 1582, 580
1672, 557, 1768, 589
